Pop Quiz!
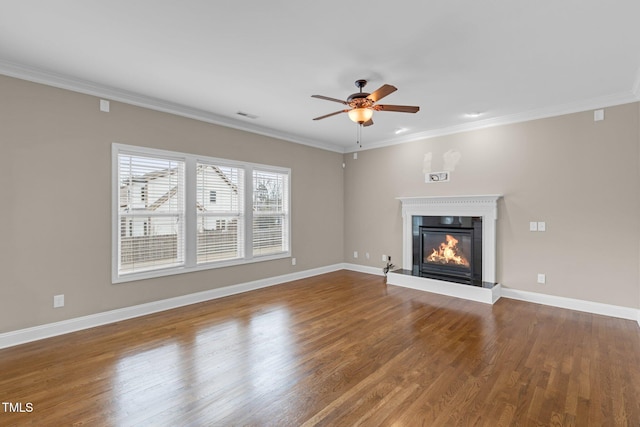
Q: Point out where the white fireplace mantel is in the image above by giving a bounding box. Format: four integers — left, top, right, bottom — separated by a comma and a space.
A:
390, 194, 502, 304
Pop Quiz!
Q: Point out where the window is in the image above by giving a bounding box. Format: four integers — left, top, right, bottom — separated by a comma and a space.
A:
112, 144, 291, 283
116, 151, 185, 276
196, 163, 244, 264
253, 169, 289, 256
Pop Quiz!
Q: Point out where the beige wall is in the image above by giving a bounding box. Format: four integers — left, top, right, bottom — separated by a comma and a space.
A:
2, 74, 639, 335
0, 75, 345, 332
344, 103, 640, 308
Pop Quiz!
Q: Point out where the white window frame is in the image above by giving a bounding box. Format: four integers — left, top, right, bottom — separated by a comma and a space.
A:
112, 143, 291, 284
251, 168, 290, 257
195, 160, 245, 265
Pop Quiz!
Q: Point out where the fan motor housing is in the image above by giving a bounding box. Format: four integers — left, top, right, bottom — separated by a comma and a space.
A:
347, 92, 369, 101
347, 92, 374, 108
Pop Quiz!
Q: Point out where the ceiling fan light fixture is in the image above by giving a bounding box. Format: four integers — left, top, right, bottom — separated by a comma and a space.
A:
348, 107, 374, 124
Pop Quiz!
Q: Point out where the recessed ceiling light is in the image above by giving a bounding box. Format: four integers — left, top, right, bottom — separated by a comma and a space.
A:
394, 127, 408, 134
464, 112, 483, 118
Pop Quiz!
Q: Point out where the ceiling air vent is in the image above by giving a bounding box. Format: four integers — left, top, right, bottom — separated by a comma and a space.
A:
236, 111, 258, 119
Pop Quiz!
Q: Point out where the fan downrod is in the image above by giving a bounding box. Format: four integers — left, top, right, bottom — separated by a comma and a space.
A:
354, 79, 367, 90
348, 79, 371, 103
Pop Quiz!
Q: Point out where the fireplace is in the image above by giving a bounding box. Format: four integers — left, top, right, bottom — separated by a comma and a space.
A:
387, 195, 502, 305
413, 216, 482, 286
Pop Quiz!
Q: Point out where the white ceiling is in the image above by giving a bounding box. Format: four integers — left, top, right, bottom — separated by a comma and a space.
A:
1, 1, 640, 153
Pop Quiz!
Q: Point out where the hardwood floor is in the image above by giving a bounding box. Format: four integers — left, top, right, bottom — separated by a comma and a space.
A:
1, 270, 639, 426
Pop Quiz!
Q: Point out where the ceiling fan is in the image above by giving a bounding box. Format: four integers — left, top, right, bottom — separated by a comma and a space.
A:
312, 79, 420, 127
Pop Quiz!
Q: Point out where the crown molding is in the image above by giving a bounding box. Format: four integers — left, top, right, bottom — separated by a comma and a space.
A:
346, 90, 640, 153
0, 59, 346, 153
2, 59, 638, 156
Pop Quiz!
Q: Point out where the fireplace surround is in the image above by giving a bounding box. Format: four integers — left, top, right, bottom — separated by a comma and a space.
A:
388, 195, 502, 304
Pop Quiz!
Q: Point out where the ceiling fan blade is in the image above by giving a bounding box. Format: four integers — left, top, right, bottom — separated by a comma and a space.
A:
313, 110, 349, 120
311, 95, 349, 105
367, 84, 397, 102
362, 118, 374, 127
375, 104, 420, 113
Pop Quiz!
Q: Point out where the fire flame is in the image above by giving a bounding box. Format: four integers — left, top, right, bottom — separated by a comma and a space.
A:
426, 234, 470, 266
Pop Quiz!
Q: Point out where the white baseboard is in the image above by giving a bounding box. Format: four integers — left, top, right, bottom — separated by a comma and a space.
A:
2, 265, 638, 349
0, 264, 344, 350
343, 265, 640, 324
501, 287, 640, 322
341, 264, 640, 325
341, 263, 385, 276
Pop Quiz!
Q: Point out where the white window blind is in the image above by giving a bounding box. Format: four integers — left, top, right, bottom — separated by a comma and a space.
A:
196, 163, 244, 264
117, 152, 185, 275
252, 169, 289, 256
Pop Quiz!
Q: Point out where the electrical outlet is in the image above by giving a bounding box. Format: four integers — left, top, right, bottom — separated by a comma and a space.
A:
365, 252, 370, 260
353, 251, 358, 259
382, 254, 387, 262
291, 257, 296, 266
53, 294, 65, 308
537, 274, 546, 284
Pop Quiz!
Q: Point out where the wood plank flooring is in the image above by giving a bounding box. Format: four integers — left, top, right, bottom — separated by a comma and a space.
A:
1, 270, 639, 426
